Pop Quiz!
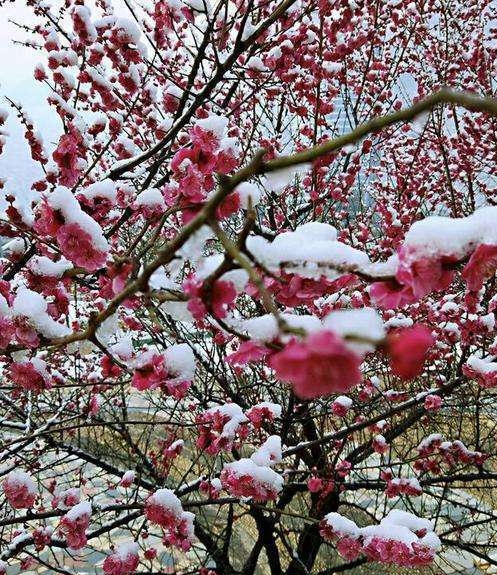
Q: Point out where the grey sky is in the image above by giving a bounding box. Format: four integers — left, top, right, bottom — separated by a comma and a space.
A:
0, 2, 59, 207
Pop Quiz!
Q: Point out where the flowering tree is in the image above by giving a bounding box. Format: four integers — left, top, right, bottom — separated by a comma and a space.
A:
2, 0, 497, 573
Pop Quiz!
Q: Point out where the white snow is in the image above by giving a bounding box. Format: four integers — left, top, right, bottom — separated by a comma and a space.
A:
28, 256, 72, 277
78, 179, 117, 203
223, 458, 283, 493
236, 182, 263, 208
48, 186, 109, 252
246, 223, 370, 280
134, 187, 166, 209
404, 206, 497, 259
12, 288, 71, 339
263, 163, 311, 194
250, 435, 282, 467
163, 343, 196, 382
3, 470, 36, 494
333, 396, 353, 408
203, 403, 248, 437
64, 500, 92, 521
323, 307, 385, 350
195, 113, 228, 138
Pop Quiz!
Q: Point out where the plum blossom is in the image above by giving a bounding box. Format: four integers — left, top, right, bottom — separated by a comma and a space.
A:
462, 243, 497, 291
269, 330, 362, 399
371, 248, 456, 309
9, 358, 51, 393
183, 276, 237, 321
220, 458, 283, 502
59, 501, 91, 550
131, 345, 195, 398
144, 489, 195, 550
387, 325, 434, 380
463, 354, 497, 388
57, 223, 107, 272
320, 510, 440, 567
424, 394, 442, 411
103, 543, 140, 575
226, 340, 270, 366
196, 403, 249, 455
385, 477, 422, 498
52, 124, 85, 187
331, 396, 353, 417
119, 471, 136, 488
2, 471, 37, 509
245, 402, 281, 428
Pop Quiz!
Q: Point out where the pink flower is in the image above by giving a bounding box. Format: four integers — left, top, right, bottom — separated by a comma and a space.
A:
184, 277, 237, 321
132, 353, 167, 391
59, 502, 91, 550
131, 352, 191, 398
9, 360, 51, 393
372, 247, 456, 309
245, 404, 279, 428
196, 406, 248, 455
370, 280, 416, 309
190, 126, 220, 152
269, 331, 362, 399
396, 247, 455, 299
462, 243, 497, 291
336, 460, 352, 477
2, 471, 37, 509
220, 459, 282, 502
463, 361, 497, 389
0, 316, 15, 348
336, 536, 362, 561
215, 192, 240, 220
226, 340, 270, 366
372, 435, 389, 454
52, 125, 83, 187
33, 200, 63, 236
267, 273, 356, 307
144, 489, 194, 550
103, 544, 139, 575
307, 477, 323, 493
52, 487, 80, 509
388, 325, 434, 380
13, 317, 40, 348
385, 478, 422, 498
57, 223, 107, 271
424, 394, 442, 411
331, 397, 352, 417
119, 471, 136, 488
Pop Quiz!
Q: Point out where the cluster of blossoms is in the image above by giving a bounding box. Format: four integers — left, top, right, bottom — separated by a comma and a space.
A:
463, 354, 497, 388
131, 344, 196, 398
415, 435, 487, 473
58, 501, 92, 550
166, 114, 239, 220
383, 476, 423, 499
103, 543, 140, 575
320, 510, 441, 567
144, 489, 195, 551
2, 471, 37, 509
34, 186, 109, 272
259, 306, 433, 399
0, 286, 70, 352
8, 358, 52, 394
196, 403, 249, 455
51, 487, 81, 509
370, 208, 497, 309
2, 0, 497, 572
219, 436, 283, 502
